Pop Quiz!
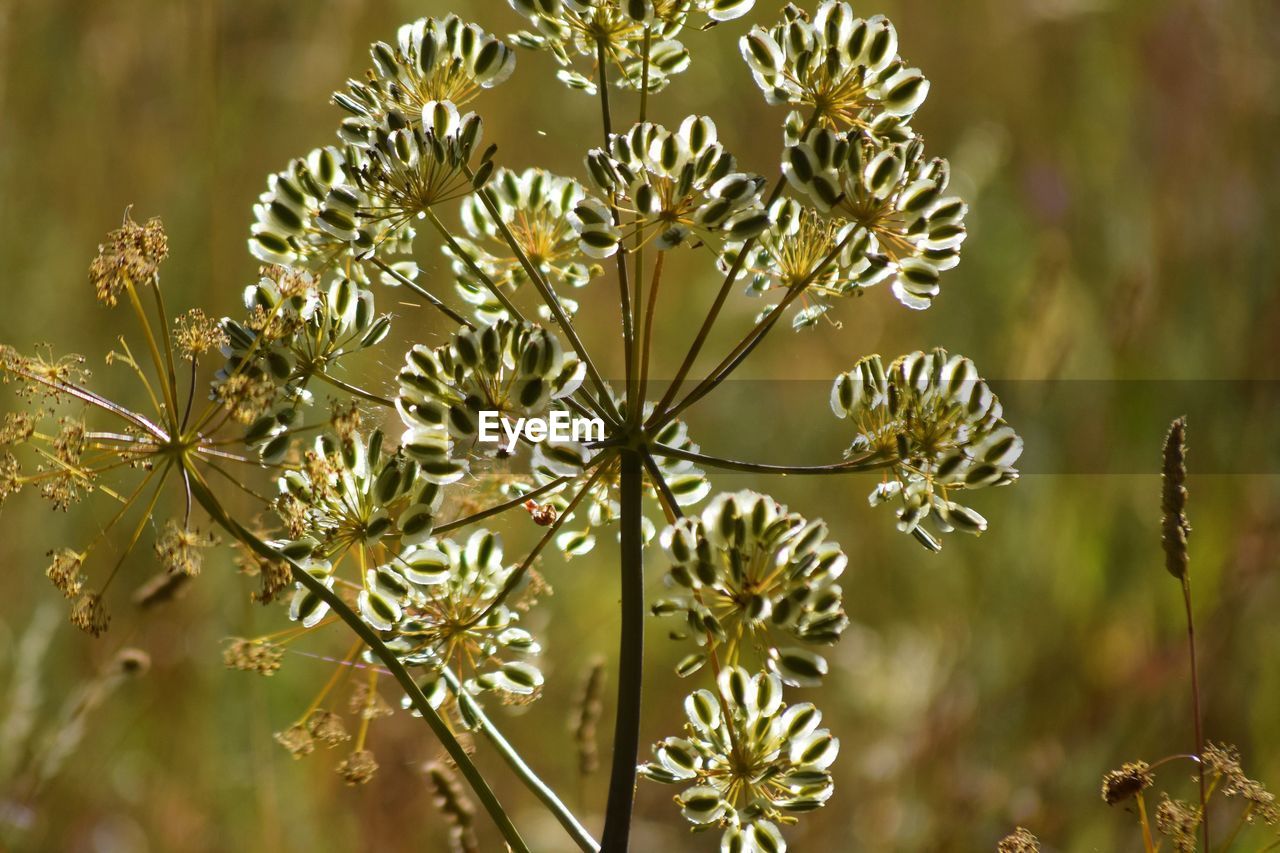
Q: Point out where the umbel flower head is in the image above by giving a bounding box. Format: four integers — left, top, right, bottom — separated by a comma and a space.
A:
347, 100, 492, 229
576, 116, 769, 255
216, 268, 390, 442
89, 210, 169, 306
741, 1, 927, 138
831, 348, 1023, 551
334, 14, 515, 143
447, 168, 603, 322
785, 129, 967, 309
507, 1, 687, 95
396, 319, 585, 482
248, 146, 414, 279
640, 666, 838, 852
275, 429, 440, 560
654, 490, 848, 686
356, 529, 544, 700
723, 198, 867, 330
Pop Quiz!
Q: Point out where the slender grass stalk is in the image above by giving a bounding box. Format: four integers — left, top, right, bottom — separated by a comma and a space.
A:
1162, 417, 1207, 849
601, 449, 644, 852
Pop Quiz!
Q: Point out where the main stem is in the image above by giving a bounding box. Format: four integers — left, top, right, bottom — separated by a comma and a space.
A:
601, 450, 644, 851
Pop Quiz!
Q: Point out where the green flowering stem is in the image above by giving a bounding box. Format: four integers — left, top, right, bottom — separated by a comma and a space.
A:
145, 276, 181, 426
460, 164, 623, 426
594, 37, 636, 424
311, 369, 395, 408
636, 250, 665, 423
121, 278, 180, 427
465, 462, 610, 628
421, 211, 526, 323
602, 449, 644, 852
656, 228, 858, 427
651, 443, 891, 477
369, 257, 475, 330
440, 668, 600, 853
184, 471, 531, 853
433, 476, 575, 536
651, 111, 821, 422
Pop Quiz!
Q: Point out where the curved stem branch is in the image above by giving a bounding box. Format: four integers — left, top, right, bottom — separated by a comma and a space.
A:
185, 473, 530, 853
650, 442, 891, 476
441, 668, 600, 853
370, 256, 475, 330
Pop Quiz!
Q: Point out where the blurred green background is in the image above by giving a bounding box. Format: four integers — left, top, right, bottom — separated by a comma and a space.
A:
1, 0, 1278, 850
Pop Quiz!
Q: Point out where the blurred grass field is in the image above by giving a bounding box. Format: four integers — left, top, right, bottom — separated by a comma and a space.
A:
1, 0, 1278, 850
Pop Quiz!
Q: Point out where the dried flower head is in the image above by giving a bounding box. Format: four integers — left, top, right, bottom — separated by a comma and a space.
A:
1154, 794, 1199, 853
69, 592, 111, 638
307, 710, 352, 747
89, 211, 168, 306
174, 308, 228, 359
1101, 761, 1153, 805
336, 748, 379, 785
996, 827, 1041, 853
46, 548, 86, 599
832, 348, 1022, 551
223, 637, 285, 676
275, 723, 316, 758
154, 520, 217, 577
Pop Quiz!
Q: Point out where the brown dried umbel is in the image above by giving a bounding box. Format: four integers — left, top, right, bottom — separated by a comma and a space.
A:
1102, 761, 1153, 805
996, 827, 1040, 853
89, 211, 168, 306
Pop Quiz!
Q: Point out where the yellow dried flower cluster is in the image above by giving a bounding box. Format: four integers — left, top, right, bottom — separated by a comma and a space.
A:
223, 638, 284, 675
89, 212, 168, 306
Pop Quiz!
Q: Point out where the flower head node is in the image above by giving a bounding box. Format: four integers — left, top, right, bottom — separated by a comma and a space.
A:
640, 667, 837, 850
577, 116, 768, 256
785, 129, 967, 309
335, 15, 514, 142
832, 349, 1022, 550
90, 211, 168, 306
655, 490, 847, 685
742, 2, 927, 138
